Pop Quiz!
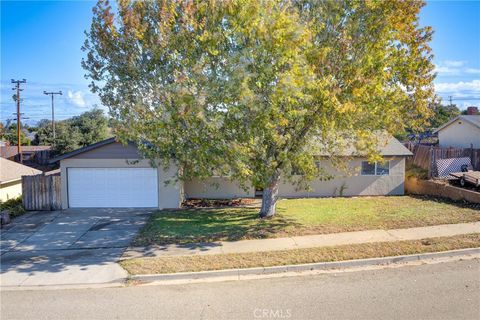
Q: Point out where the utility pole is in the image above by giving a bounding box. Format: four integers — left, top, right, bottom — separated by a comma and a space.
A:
11, 79, 26, 163
449, 96, 453, 106
43, 90, 62, 146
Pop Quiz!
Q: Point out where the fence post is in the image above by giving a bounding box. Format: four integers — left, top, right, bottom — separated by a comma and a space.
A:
428, 146, 434, 178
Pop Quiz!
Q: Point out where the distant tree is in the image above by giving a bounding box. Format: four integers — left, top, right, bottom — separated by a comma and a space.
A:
69, 108, 109, 147
84, 0, 435, 217
0, 121, 30, 146
430, 104, 460, 128
34, 108, 110, 154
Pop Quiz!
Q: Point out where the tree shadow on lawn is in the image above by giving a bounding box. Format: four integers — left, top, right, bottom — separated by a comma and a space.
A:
133, 206, 303, 246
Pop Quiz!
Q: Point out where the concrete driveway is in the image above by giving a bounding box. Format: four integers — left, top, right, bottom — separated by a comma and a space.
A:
0, 209, 152, 287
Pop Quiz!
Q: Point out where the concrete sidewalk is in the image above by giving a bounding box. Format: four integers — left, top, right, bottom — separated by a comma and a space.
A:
122, 222, 480, 259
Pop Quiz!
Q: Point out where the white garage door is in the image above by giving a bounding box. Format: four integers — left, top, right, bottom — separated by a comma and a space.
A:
68, 168, 158, 208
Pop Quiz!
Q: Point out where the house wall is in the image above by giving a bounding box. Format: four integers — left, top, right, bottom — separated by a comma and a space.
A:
59, 142, 182, 209
278, 157, 405, 197
184, 177, 255, 199
438, 120, 480, 148
0, 180, 22, 202
184, 157, 406, 199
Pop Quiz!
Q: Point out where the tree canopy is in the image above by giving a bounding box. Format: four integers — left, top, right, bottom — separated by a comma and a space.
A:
83, 0, 435, 217
429, 103, 460, 129
34, 108, 110, 155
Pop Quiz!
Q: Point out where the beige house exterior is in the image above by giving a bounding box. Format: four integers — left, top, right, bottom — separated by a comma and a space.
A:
54, 136, 411, 209
0, 158, 42, 202
434, 115, 480, 149
185, 156, 406, 199
58, 140, 183, 209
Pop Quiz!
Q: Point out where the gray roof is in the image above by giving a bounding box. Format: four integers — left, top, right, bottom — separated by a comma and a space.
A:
50, 133, 411, 163
375, 136, 413, 156
49, 137, 117, 163
315, 133, 412, 157
0, 158, 42, 183
433, 115, 480, 133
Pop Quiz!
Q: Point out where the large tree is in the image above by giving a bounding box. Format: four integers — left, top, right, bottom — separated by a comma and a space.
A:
83, 0, 435, 217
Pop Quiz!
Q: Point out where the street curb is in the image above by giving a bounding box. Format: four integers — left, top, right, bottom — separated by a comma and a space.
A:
130, 247, 480, 283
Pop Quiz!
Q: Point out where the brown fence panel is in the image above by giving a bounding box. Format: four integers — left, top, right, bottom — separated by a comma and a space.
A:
22, 174, 61, 211
406, 143, 480, 177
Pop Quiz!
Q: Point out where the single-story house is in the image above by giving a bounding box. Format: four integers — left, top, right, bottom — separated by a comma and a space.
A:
433, 115, 480, 149
0, 158, 42, 201
51, 136, 412, 209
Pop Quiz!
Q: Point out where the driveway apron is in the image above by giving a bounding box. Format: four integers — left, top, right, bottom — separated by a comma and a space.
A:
0, 209, 152, 287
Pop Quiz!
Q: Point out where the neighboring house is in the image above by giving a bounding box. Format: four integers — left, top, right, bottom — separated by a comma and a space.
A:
0, 158, 42, 201
0, 145, 52, 162
433, 115, 480, 149
51, 136, 412, 209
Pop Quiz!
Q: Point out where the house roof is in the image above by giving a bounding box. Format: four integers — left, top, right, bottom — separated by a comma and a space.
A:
433, 115, 480, 134
315, 134, 412, 157
0, 158, 42, 184
51, 133, 411, 164
373, 136, 413, 156
0, 145, 52, 159
49, 137, 117, 163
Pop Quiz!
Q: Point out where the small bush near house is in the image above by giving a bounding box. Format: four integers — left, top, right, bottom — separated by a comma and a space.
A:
0, 197, 26, 218
406, 163, 429, 180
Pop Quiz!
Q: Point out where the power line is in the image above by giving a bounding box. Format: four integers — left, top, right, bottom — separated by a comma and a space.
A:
11, 79, 26, 163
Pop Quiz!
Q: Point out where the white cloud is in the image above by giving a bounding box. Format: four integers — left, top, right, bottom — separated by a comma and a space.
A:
435, 79, 480, 94
67, 90, 86, 107
434, 60, 479, 76
443, 60, 465, 68
465, 68, 480, 74
434, 65, 460, 75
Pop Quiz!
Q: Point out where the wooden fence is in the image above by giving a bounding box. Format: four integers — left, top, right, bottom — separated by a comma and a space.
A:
33, 150, 52, 165
22, 173, 61, 211
406, 143, 480, 178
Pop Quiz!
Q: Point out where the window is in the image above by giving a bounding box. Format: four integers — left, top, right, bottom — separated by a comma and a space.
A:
361, 162, 376, 175
376, 161, 390, 175
361, 160, 390, 176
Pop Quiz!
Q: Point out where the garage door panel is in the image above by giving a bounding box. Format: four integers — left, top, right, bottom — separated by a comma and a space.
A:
68, 168, 158, 208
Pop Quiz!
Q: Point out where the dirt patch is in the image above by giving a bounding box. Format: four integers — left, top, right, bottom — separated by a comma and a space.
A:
182, 198, 259, 208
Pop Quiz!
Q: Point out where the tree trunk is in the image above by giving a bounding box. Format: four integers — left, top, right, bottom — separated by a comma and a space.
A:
259, 173, 280, 219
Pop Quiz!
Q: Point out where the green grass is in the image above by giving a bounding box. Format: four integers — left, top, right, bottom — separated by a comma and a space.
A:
122, 233, 480, 275
133, 196, 480, 246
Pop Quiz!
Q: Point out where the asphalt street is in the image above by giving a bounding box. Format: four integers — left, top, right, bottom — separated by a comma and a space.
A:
1, 259, 479, 320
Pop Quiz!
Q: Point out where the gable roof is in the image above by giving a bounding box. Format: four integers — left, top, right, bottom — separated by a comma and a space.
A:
433, 115, 480, 134
49, 137, 117, 163
51, 133, 411, 164
0, 158, 42, 184
315, 134, 412, 157
375, 136, 413, 156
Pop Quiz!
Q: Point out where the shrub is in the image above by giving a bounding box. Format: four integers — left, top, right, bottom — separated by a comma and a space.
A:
0, 197, 26, 218
406, 163, 429, 180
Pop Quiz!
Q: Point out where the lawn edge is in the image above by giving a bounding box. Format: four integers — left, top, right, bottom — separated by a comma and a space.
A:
127, 247, 480, 282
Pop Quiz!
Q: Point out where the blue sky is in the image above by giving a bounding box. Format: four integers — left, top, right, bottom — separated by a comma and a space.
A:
1, 1, 480, 125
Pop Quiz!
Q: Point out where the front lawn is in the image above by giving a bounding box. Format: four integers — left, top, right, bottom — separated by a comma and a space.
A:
133, 196, 479, 246
122, 233, 480, 274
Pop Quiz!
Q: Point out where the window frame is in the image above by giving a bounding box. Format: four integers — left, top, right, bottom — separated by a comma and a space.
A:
361, 160, 390, 176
